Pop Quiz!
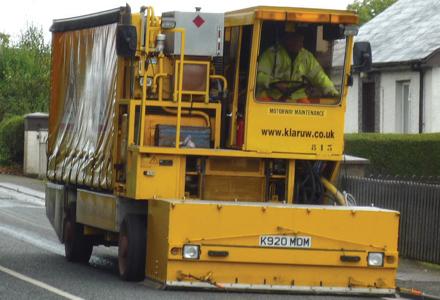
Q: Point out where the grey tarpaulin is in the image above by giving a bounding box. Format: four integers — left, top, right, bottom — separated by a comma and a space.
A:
47, 23, 118, 190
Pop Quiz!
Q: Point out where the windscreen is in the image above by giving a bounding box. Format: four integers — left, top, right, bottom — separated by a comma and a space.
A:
255, 21, 347, 105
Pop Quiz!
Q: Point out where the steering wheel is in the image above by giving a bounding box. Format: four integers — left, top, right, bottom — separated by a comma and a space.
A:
269, 76, 311, 101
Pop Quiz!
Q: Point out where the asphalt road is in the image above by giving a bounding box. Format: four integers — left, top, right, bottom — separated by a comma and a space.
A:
0, 175, 438, 300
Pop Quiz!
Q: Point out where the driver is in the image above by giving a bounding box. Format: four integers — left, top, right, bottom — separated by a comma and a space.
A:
256, 31, 339, 102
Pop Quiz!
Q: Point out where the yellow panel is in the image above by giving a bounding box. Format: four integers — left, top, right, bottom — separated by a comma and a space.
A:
206, 157, 263, 176
331, 14, 359, 24
203, 175, 265, 201
125, 154, 186, 200
225, 6, 358, 26
76, 189, 117, 232
224, 12, 255, 27
146, 200, 399, 289
147, 199, 170, 281
167, 262, 396, 288
255, 11, 286, 21
244, 101, 345, 158
287, 12, 330, 23
131, 145, 340, 161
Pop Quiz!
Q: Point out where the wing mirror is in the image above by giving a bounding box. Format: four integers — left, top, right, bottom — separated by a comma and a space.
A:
353, 41, 372, 72
116, 25, 137, 57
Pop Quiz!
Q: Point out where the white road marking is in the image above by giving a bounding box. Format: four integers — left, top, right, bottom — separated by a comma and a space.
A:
0, 209, 52, 231
0, 185, 44, 206
0, 182, 119, 297
0, 202, 43, 209
0, 224, 64, 255
0, 183, 45, 199
0, 224, 113, 270
0, 264, 84, 300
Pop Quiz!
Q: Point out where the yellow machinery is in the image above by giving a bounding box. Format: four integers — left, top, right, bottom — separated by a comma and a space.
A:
45, 4, 399, 295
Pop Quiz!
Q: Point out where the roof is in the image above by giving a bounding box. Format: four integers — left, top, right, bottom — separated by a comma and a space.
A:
356, 0, 440, 64
24, 112, 48, 119
224, 6, 358, 27
342, 154, 370, 165
50, 6, 129, 32
226, 6, 357, 16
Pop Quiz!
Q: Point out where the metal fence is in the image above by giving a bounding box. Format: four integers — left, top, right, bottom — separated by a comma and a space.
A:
341, 176, 440, 264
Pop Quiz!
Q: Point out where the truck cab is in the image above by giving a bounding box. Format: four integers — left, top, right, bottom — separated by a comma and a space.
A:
223, 7, 354, 158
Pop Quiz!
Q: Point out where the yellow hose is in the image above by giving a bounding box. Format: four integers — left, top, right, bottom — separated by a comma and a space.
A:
320, 177, 347, 206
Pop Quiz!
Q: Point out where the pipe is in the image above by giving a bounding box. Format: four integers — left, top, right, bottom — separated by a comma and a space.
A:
412, 62, 425, 133
129, 57, 135, 98
210, 74, 228, 147
320, 177, 347, 206
145, 7, 154, 52
162, 107, 211, 128
419, 67, 424, 133
139, 7, 146, 51
152, 73, 169, 94
209, 75, 228, 92
120, 114, 128, 164
138, 5, 157, 146
152, 54, 169, 100
175, 29, 185, 148
162, 27, 185, 148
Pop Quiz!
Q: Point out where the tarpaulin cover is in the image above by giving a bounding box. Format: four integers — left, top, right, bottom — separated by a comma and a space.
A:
47, 23, 118, 190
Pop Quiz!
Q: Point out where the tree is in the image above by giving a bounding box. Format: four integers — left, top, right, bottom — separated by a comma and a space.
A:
0, 25, 50, 121
347, 0, 397, 25
0, 33, 9, 47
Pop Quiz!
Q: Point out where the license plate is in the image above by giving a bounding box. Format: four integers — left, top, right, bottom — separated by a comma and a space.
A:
259, 235, 312, 248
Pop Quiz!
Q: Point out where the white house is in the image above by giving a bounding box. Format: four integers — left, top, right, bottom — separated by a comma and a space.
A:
345, 0, 440, 133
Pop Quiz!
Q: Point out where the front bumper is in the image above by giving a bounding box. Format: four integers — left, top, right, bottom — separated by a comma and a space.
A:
166, 281, 395, 296
146, 199, 400, 295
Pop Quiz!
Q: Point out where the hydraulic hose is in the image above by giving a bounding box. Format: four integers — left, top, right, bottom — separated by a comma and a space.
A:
320, 177, 347, 206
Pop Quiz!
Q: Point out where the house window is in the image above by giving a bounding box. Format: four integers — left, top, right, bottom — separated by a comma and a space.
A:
396, 80, 411, 133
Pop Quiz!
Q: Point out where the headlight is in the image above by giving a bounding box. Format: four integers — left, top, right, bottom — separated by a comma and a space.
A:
368, 252, 384, 267
182, 244, 200, 259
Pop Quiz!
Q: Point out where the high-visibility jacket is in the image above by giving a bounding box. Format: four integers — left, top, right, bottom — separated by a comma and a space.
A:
256, 45, 338, 101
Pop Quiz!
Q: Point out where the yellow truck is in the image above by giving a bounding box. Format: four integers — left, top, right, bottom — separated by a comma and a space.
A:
45, 4, 399, 295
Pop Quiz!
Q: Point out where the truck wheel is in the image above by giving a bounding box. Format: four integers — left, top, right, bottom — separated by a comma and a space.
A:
118, 215, 147, 281
64, 215, 93, 263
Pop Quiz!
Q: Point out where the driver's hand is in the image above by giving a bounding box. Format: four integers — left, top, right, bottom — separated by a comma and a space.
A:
306, 86, 321, 98
273, 82, 290, 94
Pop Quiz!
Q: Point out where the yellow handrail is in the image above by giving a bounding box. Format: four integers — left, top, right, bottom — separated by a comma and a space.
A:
138, 6, 157, 146
209, 75, 228, 92
162, 107, 211, 128
166, 28, 186, 148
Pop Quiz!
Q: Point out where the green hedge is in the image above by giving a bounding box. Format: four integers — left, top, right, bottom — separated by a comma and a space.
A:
345, 133, 440, 176
0, 115, 24, 164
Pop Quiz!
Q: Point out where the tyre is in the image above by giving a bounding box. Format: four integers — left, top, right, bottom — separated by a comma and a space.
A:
64, 206, 93, 263
118, 215, 147, 281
